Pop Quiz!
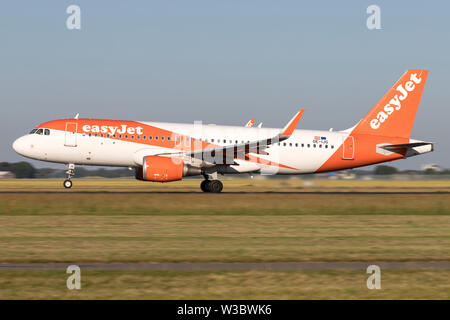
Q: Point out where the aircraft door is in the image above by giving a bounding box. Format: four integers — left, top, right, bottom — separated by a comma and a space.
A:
65, 122, 78, 147
342, 136, 355, 160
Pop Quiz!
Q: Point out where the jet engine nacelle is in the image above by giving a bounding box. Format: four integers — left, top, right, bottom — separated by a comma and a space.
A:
135, 155, 201, 182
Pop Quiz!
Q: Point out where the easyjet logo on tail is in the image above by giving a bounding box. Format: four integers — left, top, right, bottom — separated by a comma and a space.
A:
82, 124, 144, 135
370, 73, 422, 130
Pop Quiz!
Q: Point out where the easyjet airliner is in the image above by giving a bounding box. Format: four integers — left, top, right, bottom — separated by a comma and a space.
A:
12, 70, 433, 192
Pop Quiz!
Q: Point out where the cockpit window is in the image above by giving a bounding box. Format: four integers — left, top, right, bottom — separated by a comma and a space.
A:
29, 128, 51, 135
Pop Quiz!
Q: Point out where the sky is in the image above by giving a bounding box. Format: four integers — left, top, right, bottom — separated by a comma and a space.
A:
1, 1, 449, 170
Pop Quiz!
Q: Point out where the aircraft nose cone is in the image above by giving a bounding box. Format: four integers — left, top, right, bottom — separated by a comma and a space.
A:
12, 137, 25, 155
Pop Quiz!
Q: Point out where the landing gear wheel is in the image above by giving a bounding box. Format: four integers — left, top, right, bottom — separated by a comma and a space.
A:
200, 180, 210, 192
209, 180, 223, 193
63, 163, 75, 189
63, 179, 73, 189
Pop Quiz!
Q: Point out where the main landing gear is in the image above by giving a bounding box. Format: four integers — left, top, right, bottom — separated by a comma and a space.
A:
200, 179, 223, 193
63, 164, 75, 189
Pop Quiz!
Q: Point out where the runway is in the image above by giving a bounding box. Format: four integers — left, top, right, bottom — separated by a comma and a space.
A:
1, 191, 449, 195
1, 261, 450, 271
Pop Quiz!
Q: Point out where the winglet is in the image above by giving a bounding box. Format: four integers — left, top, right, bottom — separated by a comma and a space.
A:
245, 118, 255, 127
281, 109, 304, 137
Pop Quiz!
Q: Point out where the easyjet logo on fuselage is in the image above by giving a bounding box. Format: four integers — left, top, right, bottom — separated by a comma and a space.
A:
82, 124, 144, 136
370, 73, 422, 130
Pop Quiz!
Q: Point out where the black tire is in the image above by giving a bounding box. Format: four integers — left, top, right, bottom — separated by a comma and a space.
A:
63, 179, 73, 189
200, 180, 210, 192
209, 180, 223, 193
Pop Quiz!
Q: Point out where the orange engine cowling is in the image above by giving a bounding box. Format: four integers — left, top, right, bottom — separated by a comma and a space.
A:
135, 156, 184, 182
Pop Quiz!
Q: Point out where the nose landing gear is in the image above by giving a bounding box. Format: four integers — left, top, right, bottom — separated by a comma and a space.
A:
63, 179, 73, 189
63, 163, 75, 189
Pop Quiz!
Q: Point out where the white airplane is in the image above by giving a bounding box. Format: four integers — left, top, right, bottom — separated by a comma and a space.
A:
13, 70, 433, 192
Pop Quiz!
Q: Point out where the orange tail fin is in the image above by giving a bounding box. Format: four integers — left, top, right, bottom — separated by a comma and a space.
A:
352, 70, 428, 138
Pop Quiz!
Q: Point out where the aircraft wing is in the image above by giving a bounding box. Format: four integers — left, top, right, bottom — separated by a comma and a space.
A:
157, 110, 304, 166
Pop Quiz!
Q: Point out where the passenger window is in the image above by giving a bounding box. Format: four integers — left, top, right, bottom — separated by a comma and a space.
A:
131, 136, 134, 139
149, 136, 152, 140
283, 143, 286, 146
289, 143, 292, 147
167, 137, 171, 141
161, 136, 164, 141
301, 143, 304, 147
155, 136, 158, 140
307, 144, 310, 148
331, 145, 334, 149
325, 145, 328, 148
295, 143, 298, 147
319, 144, 322, 148
313, 144, 316, 148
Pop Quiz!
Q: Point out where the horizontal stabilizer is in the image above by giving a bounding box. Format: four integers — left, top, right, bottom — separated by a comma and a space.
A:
377, 141, 434, 158
381, 141, 434, 150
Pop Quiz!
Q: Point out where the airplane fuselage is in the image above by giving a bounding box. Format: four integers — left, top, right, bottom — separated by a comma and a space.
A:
12, 119, 431, 175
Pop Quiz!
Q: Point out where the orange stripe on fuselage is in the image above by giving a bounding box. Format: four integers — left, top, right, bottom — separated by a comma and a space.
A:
37, 119, 211, 151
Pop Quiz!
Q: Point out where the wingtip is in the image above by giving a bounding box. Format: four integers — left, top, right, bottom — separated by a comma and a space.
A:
281, 109, 304, 136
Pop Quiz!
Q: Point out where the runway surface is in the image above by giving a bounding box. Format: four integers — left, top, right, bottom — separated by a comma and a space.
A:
1, 261, 450, 271
1, 191, 449, 195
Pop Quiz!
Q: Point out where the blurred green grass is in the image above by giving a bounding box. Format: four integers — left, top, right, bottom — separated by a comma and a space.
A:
1, 269, 449, 299
0, 179, 449, 298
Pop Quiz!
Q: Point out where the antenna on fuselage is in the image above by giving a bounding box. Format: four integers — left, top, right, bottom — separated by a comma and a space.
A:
74, 113, 79, 119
